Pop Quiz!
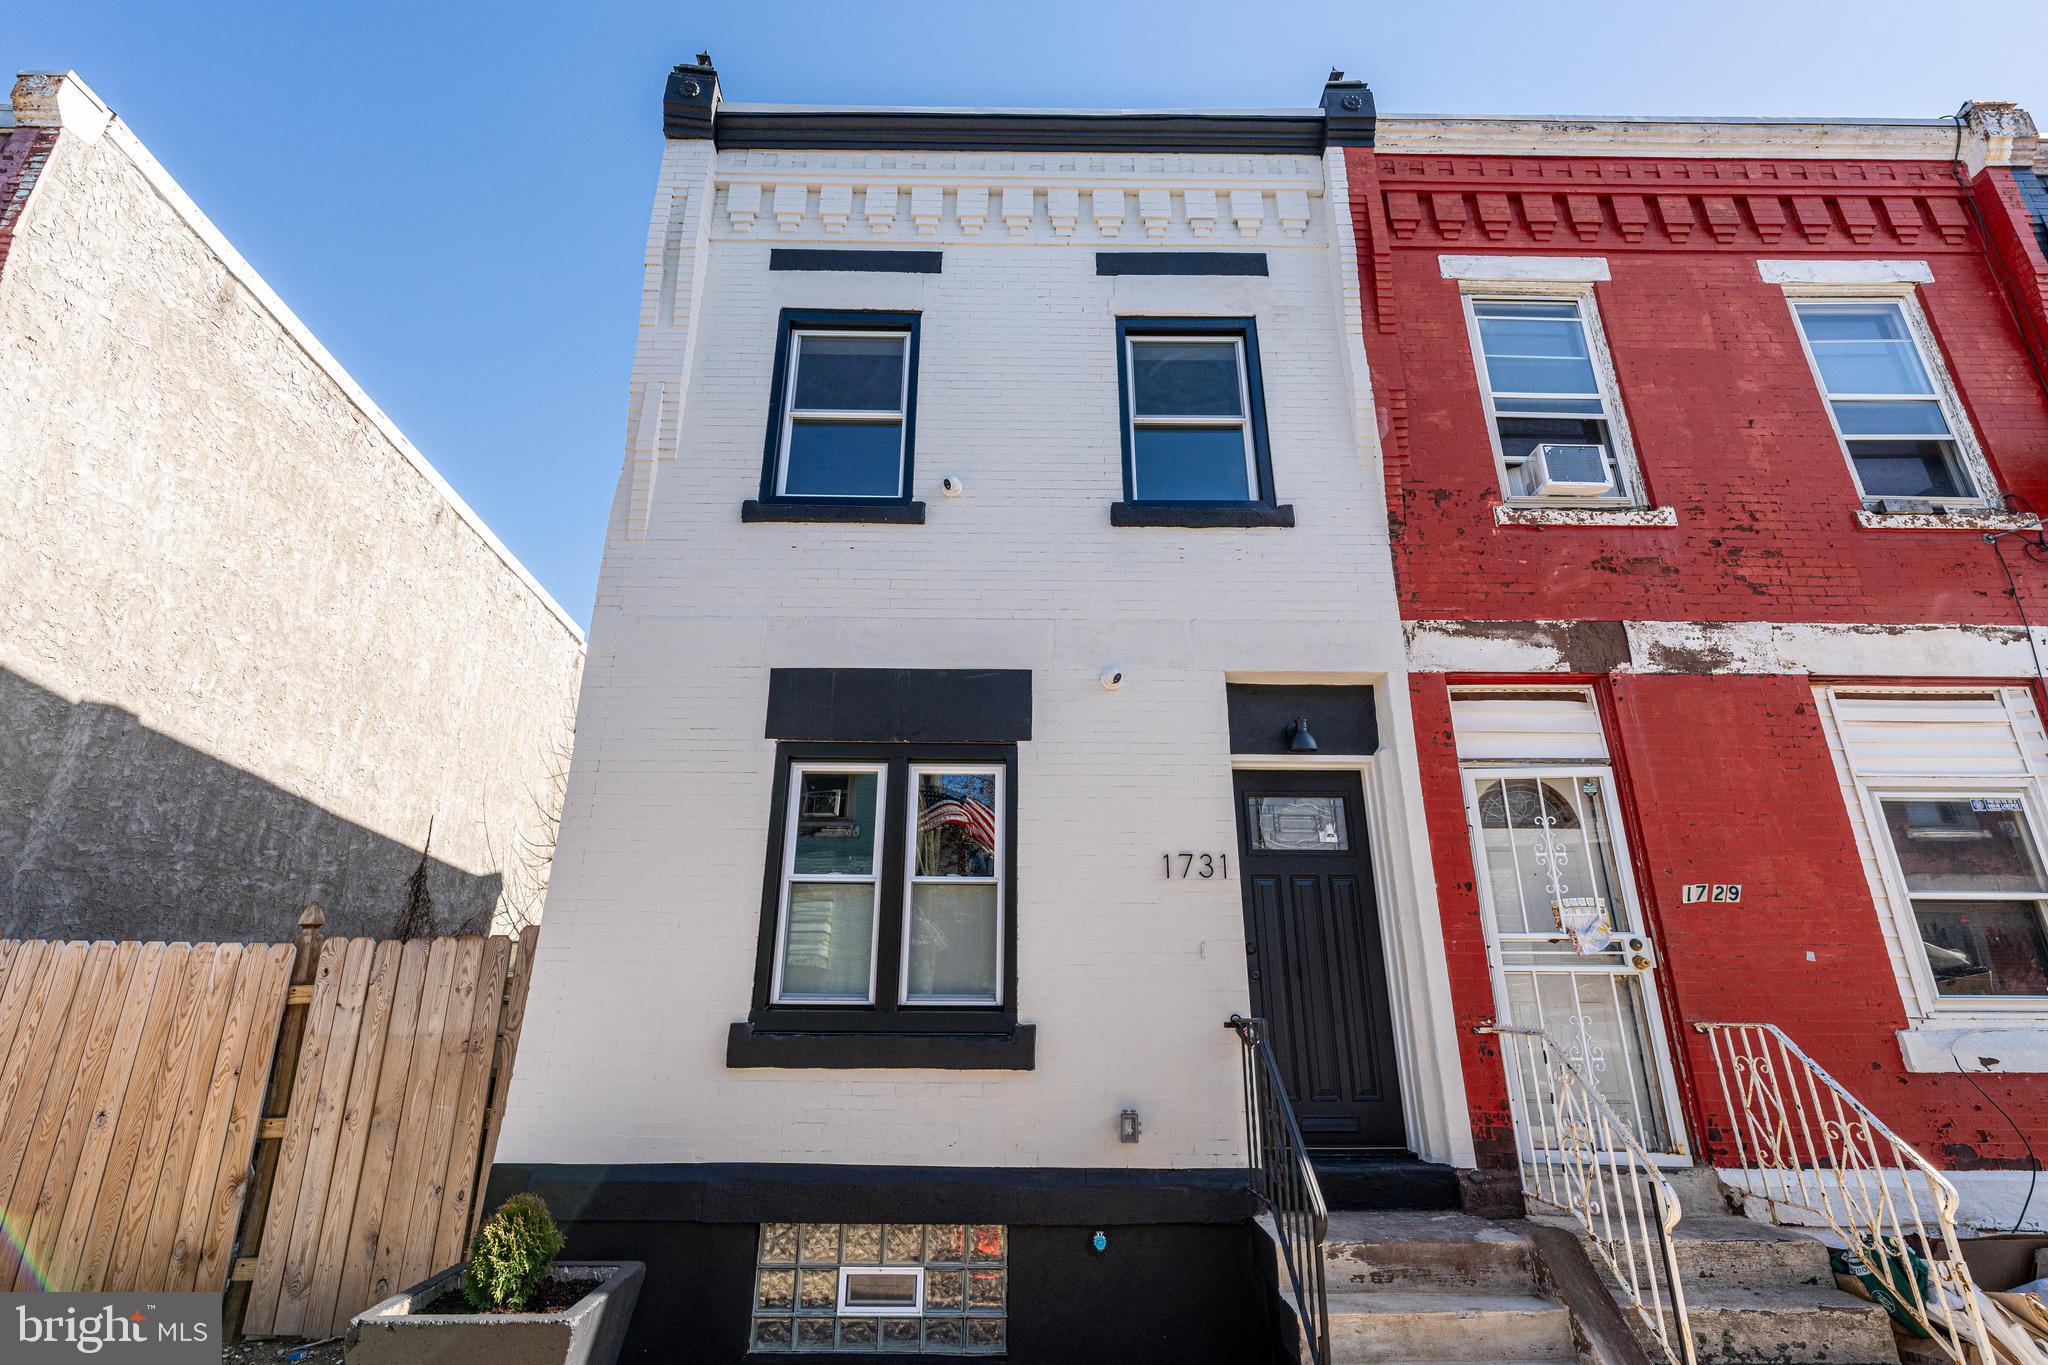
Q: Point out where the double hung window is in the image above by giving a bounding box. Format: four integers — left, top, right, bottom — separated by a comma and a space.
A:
1874, 795, 2048, 999
1788, 299, 1982, 504
760, 746, 1014, 1028
1464, 295, 1636, 503
761, 311, 918, 503
1115, 319, 1277, 506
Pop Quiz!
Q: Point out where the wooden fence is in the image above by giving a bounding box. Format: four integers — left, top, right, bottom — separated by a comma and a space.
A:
0, 940, 293, 1294
0, 911, 537, 1342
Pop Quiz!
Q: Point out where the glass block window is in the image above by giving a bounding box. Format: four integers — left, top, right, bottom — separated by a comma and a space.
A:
752, 1222, 1007, 1354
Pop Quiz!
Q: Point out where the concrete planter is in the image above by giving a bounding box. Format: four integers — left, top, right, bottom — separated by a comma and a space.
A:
345, 1260, 644, 1365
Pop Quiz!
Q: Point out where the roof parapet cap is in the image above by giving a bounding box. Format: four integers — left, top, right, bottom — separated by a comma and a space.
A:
12, 69, 112, 143
1961, 100, 2038, 172
664, 53, 720, 139
1321, 71, 1375, 147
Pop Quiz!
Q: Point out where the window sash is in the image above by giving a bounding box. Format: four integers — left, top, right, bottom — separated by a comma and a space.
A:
1870, 784, 2048, 1001
1788, 298, 1982, 504
901, 764, 1004, 1006
772, 762, 887, 1004
775, 329, 911, 499
1123, 333, 1259, 503
1464, 294, 1632, 503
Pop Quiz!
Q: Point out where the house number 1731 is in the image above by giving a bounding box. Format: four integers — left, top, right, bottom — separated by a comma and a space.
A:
1163, 853, 1229, 879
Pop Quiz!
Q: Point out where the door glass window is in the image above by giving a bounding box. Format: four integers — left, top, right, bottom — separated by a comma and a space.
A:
1474, 774, 1628, 944
1878, 797, 2048, 997
1246, 795, 1349, 851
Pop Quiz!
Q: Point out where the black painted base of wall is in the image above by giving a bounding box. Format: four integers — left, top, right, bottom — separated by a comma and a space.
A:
486, 1164, 1286, 1365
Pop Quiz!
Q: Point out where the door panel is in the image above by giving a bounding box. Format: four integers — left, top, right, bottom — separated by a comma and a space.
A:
1235, 770, 1406, 1151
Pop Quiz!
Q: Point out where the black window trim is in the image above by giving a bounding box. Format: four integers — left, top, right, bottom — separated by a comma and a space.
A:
756, 308, 923, 512
1112, 316, 1289, 527
748, 741, 1020, 1038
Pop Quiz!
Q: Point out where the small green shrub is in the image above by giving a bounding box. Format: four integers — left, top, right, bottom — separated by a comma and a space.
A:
463, 1193, 566, 1311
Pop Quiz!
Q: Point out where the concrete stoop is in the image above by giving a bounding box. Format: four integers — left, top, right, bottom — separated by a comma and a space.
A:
1274, 1210, 1580, 1364
1539, 1166, 1901, 1365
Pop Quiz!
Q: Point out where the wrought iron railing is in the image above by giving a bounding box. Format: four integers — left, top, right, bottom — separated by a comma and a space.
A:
1696, 1021, 2048, 1365
1480, 1023, 1696, 1365
1227, 1015, 1330, 1365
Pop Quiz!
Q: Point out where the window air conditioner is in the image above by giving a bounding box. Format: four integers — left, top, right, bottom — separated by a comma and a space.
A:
1527, 443, 1614, 497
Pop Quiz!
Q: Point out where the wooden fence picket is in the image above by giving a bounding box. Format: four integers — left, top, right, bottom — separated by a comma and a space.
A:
0, 923, 534, 1339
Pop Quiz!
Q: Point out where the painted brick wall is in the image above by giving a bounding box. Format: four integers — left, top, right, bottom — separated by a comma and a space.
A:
1414, 671, 2048, 1181
1348, 148, 2048, 626
499, 145, 1474, 1172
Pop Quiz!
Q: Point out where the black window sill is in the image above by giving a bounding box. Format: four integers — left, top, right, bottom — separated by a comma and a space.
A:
1109, 502, 1294, 528
742, 499, 926, 525
726, 1021, 1036, 1070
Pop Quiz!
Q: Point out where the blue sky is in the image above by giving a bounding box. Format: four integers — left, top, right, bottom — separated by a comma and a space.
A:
11, 1, 2047, 627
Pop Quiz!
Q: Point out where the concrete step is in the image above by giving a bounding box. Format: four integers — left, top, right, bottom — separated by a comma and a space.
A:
1314, 1155, 1464, 1212
1321, 1210, 1542, 1293
1646, 1283, 1901, 1364
1322, 1289, 1577, 1363
1661, 1163, 1740, 1218
1666, 1215, 1834, 1290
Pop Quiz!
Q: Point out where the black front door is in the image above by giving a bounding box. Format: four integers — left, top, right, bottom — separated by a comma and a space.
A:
1233, 770, 1406, 1151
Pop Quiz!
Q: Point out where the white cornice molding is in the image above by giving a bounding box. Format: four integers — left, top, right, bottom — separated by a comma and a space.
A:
1376, 114, 1970, 163
711, 172, 1323, 246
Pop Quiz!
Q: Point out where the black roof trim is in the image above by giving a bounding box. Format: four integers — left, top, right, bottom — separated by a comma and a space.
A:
710, 108, 1334, 154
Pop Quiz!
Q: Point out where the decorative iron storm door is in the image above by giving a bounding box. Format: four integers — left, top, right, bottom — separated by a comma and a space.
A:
1461, 766, 1688, 1158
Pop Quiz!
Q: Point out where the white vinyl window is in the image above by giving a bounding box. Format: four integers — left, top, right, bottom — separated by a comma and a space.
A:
1463, 294, 1638, 504
901, 766, 1003, 1005
1787, 297, 1988, 506
771, 764, 886, 1003
1122, 331, 1262, 503
1870, 793, 2048, 1000
775, 329, 912, 499
838, 1267, 925, 1316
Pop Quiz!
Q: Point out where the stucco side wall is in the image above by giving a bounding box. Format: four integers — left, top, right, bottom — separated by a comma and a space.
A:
0, 112, 584, 940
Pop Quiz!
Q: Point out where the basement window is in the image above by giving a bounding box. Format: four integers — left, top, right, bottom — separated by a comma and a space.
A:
751, 1222, 1007, 1354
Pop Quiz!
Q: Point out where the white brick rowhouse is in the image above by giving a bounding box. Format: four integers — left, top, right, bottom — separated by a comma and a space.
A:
496, 61, 1464, 1362
0, 72, 584, 941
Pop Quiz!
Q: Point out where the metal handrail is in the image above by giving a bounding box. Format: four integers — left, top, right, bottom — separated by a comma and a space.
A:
1480, 1023, 1696, 1365
1227, 1015, 1331, 1365
1696, 1021, 2048, 1365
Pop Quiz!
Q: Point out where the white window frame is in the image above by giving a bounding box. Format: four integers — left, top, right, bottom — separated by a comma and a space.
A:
1862, 776, 2048, 1014
770, 761, 887, 1005
1457, 283, 1646, 508
774, 328, 912, 500
836, 1265, 925, 1317
899, 763, 1005, 1007
1781, 289, 1998, 511
1122, 333, 1258, 503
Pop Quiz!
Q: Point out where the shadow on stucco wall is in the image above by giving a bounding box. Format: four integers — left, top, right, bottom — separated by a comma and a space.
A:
0, 666, 501, 941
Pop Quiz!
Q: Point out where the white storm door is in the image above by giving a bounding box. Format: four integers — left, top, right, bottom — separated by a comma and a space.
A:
1462, 766, 1687, 1158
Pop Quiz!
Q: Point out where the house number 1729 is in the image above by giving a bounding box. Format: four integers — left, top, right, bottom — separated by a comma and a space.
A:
1163, 853, 1229, 879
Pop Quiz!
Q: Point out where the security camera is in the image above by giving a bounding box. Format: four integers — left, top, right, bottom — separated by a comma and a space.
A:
941, 477, 963, 497
1100, 668, 1125, 691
